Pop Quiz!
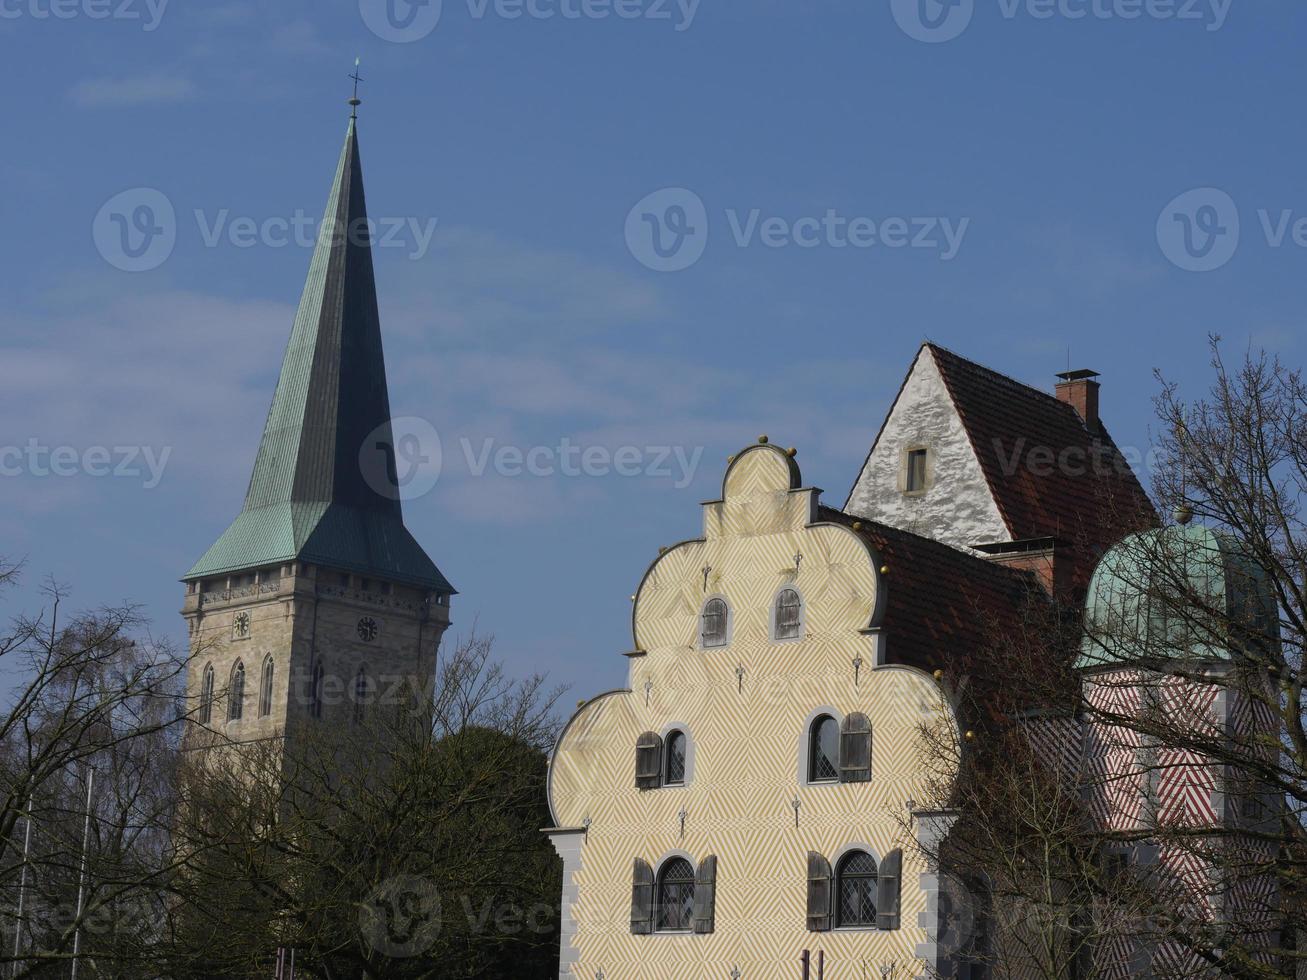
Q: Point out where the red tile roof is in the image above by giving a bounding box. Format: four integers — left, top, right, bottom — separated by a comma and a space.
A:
926, 343, 1156, 590
819, 506, 1042, 672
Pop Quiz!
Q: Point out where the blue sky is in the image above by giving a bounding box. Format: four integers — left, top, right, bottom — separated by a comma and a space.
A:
0, 0, 1302, 699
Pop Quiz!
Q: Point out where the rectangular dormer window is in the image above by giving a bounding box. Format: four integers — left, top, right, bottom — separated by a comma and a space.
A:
904, 448, 929, 494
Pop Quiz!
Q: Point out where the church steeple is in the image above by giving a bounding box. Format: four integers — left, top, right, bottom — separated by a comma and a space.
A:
186, 114, 452, 593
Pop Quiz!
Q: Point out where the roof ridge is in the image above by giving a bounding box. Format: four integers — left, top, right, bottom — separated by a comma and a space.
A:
924, 341, 1079, 414
817, 505, 1036, 586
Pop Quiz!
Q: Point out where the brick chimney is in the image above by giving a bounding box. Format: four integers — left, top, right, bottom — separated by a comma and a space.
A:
1055, 369, 1101, 432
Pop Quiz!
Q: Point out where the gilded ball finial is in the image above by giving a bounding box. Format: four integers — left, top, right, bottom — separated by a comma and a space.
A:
852, 521, 863, 531
933, 669, 944, 681
880, 565, 890, 575
727, 455, 735, 464
758, 434, 769, 444
786, 447, 797, 457
577, 699, 586, 708
1173, 503, 1194, 525
964, 730, 975, 741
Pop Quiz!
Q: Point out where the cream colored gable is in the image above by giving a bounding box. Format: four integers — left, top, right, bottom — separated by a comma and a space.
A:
845, 345, 1008, 551
547, 444, 959, 980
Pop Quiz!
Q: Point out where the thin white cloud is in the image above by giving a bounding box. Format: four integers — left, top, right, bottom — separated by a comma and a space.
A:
69, 73, 197, 109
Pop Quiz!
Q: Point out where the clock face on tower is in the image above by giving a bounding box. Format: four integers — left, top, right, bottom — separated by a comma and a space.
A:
232, 611, 251, 639
357, 616, 379, 642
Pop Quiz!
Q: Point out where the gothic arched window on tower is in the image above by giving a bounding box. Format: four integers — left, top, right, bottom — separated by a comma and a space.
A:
665, 730, 687, 785
655, 858, 696, 933
310, 661, 325, 720
353, 666, 368, 724
835, 850, 878, 928
701, 598, 728, 648
808, 714, 840, 782
228, 661, 245, 722
775, 588, 802, 640
259, 655, 274, 718
199, 664, 215, 725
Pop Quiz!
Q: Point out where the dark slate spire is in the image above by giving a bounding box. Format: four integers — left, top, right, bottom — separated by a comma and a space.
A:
186, 117, 452, 593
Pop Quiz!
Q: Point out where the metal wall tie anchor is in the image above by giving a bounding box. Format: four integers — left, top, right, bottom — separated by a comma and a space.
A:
735, 664, 746, 692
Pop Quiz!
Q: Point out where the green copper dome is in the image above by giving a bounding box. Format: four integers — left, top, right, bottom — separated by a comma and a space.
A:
1078, 524, 1277, 671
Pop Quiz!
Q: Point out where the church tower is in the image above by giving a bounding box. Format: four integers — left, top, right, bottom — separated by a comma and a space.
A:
180, 105, 453, 748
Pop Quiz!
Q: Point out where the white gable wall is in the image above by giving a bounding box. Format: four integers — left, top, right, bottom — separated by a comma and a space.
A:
844, 346, 1009, 551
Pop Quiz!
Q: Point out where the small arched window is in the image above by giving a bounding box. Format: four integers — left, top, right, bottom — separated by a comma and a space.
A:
808, 715, 840, 782
228, 661, 245, 722
775, 588, 802, 640
655, 858, 696, 932
835, 850, 878, 928
701, 598, 728, 648
309, 661, 325, 720
353, 666, 368, 725
258, 655, 274, 718
665, 731, 687, 785
199, 664, 215, 725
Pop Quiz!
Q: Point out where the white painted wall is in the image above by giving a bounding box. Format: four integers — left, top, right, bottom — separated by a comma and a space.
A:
845, 346, 1009, 551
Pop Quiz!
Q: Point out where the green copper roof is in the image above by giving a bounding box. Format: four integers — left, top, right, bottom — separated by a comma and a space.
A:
1078, 524, 1276, 670
186, 118, 452, 593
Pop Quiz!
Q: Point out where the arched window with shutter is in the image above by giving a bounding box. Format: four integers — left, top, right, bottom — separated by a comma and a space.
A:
700, 597, 729, 648
664, 730, 687, 785
199, 664, 215, 725
655, 857, 696, 932
808, 715, 840, 783
839, 712, 872, 783
774, 587, 803, 641
835, 850, 878, 928
258, 655, 274, 718
635, 731, 664, 790
227, 661, 245, 722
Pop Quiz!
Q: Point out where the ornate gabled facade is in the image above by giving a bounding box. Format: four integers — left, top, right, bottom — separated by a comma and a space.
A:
181, 112, 453, 751
545, 432, 1055, 980
545, 345, 1284, 980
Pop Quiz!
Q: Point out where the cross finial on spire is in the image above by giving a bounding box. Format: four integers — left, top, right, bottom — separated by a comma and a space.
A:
348, 57, 364, 118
